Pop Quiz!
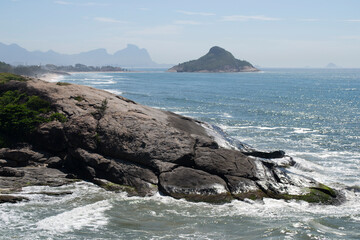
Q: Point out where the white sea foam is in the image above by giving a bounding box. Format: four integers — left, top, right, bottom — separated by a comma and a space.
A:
36, 200, 111, 233
89, 80, 116, 85
293, 127, 318, 134
221, 112, 233, 118
104, 89, 123, 95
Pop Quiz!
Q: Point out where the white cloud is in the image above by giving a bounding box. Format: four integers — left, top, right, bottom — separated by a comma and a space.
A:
54, 0, 72, 5
94, 17, 128, 24
174, 20, 202, 25
126, 25, 182, 36
338, 36, 360, 40
54, 1, 108, 6
139, 7, 150, 11
222, 15, 281, 21
177, 10, 215, 16
344, 19, 360, 22
298, 18, 321, 22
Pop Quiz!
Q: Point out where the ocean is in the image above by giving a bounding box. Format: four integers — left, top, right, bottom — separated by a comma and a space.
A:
1, 68, 359, 239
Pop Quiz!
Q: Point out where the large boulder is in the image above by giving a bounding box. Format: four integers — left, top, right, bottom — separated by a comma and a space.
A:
0, 78, 341, 204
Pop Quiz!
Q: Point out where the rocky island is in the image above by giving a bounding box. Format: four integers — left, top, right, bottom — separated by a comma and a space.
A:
0, 73, 341, 204
168, 46, 259, 73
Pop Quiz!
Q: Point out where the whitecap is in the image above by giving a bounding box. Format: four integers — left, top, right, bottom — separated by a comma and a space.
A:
104, 89, 123, 95
36, 200, 111, 233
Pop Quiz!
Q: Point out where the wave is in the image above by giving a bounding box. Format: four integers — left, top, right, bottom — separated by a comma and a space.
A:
36, 200, 111, 233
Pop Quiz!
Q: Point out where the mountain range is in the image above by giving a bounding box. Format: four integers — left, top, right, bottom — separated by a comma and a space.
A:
0, 42, 169, 67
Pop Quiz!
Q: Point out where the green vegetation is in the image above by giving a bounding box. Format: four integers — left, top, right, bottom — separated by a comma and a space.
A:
0, 90, 49, 146
56, 82, 71, 86
49, 112, 67, 123
0, 89, 67, 147
72, 95, 84, 102
170, 46, 256, 72
92, 98, 108, 120
0, 72, 27, 84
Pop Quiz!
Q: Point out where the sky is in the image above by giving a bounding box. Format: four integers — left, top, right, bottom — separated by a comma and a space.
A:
1, 0, 360, 67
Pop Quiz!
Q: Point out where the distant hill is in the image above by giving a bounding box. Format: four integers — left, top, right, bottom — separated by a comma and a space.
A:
168, 46, 258, 72
0, 43, 169, 67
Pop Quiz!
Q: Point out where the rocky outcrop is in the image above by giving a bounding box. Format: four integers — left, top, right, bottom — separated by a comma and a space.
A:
0, 78, 341, 204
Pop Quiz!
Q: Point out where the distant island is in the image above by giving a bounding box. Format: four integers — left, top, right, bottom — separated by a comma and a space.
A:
326, 63, 341, 68
168, 46, 259, 73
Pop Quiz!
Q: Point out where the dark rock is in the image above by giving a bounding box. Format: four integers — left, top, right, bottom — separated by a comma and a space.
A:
0, 195, 29, 204
0, 159, 17, 167
243, 150, 286, 159
71, 148, 158, 196
35, 121, 67, 152
159, 167, 233, 203
28, 191, 73, 196
195, 148, 258, 179
0, 167, 25, 177
46, 156, 63, 168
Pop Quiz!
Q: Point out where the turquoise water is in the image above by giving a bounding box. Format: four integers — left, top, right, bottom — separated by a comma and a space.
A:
1, 69, 359, 239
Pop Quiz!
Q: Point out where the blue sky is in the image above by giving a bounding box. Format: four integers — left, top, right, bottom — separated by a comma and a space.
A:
1, 0, 360, 67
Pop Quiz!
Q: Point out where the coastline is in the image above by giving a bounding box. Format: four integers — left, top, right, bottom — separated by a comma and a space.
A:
39, 71, 128, 82
38, 73, 65, 82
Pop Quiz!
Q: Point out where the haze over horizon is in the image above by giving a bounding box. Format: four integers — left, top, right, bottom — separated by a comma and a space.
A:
1, 0, 360, 68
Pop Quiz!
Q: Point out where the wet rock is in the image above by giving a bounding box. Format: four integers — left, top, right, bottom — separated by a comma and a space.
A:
159, 167, 233, 203
0, 195, 29, 204
225, 175, 267, 200
242, 150, 285, 159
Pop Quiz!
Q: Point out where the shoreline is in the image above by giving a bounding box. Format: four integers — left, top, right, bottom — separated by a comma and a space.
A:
38, 73, 65, 82
38, 71, 129, 82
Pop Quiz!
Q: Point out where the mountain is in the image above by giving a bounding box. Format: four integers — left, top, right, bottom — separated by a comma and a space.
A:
0, 42, 165, 67
168, 46, 258, 72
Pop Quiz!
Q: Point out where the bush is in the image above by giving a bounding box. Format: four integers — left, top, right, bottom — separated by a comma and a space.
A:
0, 73, 27, 84
0, 90, 64, 147
50, 112, 67, 122
56, 82, 71, 86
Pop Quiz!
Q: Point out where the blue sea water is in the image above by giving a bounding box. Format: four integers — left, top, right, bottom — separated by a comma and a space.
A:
1, 68, 359, 239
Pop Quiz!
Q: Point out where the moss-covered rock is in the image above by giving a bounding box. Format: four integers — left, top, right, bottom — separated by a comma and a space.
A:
278, 184, 338, 204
